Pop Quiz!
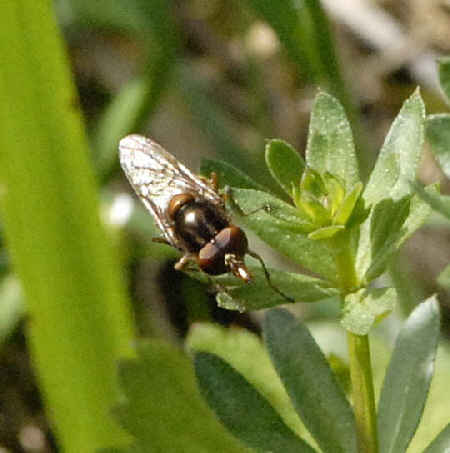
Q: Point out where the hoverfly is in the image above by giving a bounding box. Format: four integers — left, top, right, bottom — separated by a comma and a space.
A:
119, 134, 292, 301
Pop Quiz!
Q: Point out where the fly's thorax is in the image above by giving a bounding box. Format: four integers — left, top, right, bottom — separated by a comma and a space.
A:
168, 193, 196, 218
170, 195, 229, 253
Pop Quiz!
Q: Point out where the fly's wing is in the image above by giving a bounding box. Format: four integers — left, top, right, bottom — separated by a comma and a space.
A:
119, 134, 224, 248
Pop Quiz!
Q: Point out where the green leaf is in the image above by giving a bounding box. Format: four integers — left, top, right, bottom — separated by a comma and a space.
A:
364, 90, 425, 205
212, 267, 339, 311
230, 188, 313, 231
264, 309, 356, 453
378, 297, 440, 453
200, 158, 266, 191
334, 182, 364, 226
409, 343, 450, 451
230, 188, 337, 280
300, 167, 327, 199
194, 353, 317, 452
297, 188, 331, 225
438, 57, 450, 103
341, 288, 396, 335
412, 179, 450, 219
306, 92, 360, 191
425, 114, 450, 180
357, 196, 411, 282
423, 423, 450, 453
308, 225, 345, 240
187, 324, 306, 439
109, 340, 246, 453
265, 139, 305, 195
395, 185, 434, 245
356, 186, 433, 283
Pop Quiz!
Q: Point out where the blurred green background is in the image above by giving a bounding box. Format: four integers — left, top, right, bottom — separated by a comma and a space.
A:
1, 0, 450, 451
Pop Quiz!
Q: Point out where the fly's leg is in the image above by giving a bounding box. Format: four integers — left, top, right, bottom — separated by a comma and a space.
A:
174, 254, 195, 271
198, 172, 219, 192
247, 250, 295, 303
152, 237, 171, 246
242, 205, 273, 216
209, 172, 219, 191
173, 256, 225, 290
176, 260, 240, 304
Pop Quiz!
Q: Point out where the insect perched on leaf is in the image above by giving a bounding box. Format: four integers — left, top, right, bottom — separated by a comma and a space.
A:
119, 134, 292, 301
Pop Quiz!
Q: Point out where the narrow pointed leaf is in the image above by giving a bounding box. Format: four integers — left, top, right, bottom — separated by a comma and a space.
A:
264, 309, 356, 453
195, 352, 317, 452
412, 179, 450, 219
212, 267, 339, 311
378, 297, 440, 453
425, 114, 450, 180
230, 188, 311, 229
356, 186, 433, 283
356, 196, 411, 282
187, 324, 307, 439
308, 225, 345, 240
265, 139, 305, 195
334, 182, 364, 225
364, 90, 425, 205
423, 423, 450, 453
306, 92, 360, 191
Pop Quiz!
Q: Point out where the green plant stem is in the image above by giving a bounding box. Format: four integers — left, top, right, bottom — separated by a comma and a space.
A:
334, 236, 379, 453
347, 332, 379, 453
334, 242, 358, 294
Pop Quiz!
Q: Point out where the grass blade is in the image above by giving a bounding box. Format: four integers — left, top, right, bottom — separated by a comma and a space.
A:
0, 2, 134, 451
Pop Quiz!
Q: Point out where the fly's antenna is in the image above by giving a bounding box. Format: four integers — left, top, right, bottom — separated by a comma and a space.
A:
247, 250, 295, 303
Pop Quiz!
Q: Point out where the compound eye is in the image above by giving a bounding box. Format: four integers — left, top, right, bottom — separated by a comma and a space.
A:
198, 242, 227, 275
213, 226, 248, 258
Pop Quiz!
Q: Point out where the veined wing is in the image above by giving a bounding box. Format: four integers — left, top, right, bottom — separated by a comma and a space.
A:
119, 134, 224, 245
